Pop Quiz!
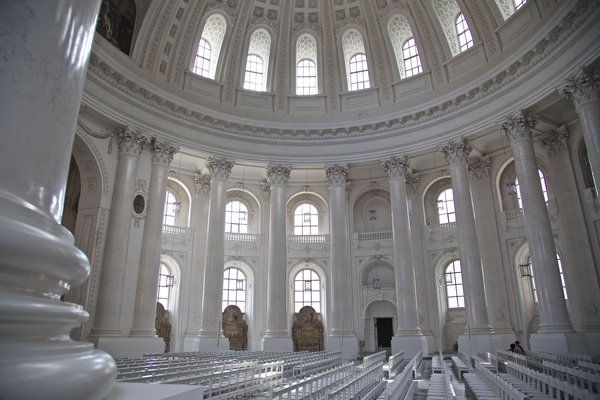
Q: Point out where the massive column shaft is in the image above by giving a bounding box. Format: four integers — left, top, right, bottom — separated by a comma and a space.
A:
500, 112, 571, 332
558, 69, 600, 189
382, 157, 421, 335
0, 2, 116, 399
197, 157, 233, 347
93, 128, 146, 335
440, 139, 492, 334
130, 140, 177, 337
263, 165, 291, 343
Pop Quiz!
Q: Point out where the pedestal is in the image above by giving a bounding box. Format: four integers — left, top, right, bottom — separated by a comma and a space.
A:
391, 335, 432, 358
529, 332, 586, 353
94, 337, 166, 358
261, 337, 294, 352
326, 336, 359, 360
193, 336, 231, 351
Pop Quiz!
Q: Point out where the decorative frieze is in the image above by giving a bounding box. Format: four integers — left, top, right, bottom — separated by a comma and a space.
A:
194, 173, 211, 196
382, 156, 409, 179
151, 139, 178, 165
266, 164, 291, 185
558, 68, 600, 108
325, 164, 348, 185
439, 138, 472, 165
468, 157, 491, 180
206, 156, 234, 179
117, 126, 147, 156
540, 127, 569, 157
499, 111, 537, 142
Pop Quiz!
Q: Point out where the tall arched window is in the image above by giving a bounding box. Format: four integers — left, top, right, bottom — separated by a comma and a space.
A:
157, 262, 174, 309
456, 13, 474, 52
223, 267, 246, 312
494, 0, 527, 20
193, 13, 227, 79
225, 200, 248, 233
296, 33, 318, 95
342, 29, 370, 91
243, 28, 271, 92
529, 253, 567, 303
294, 269, 321, 312
163, 190, 179, 226
437, 188, 456, 224
387, 14, 422, 79
514, 169, 549, 209
294, 203, 319, 235
445, 260, 464, 308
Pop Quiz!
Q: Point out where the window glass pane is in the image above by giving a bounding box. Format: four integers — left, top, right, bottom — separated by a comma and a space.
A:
243, 54, 265, 91
437, 188, 456, 225
192, 38, 211, 77
225, 200, 248, 234
163, 191, 178, 226
222, 267, 246, 313
402, 38, 422, 78
294, 269, 321, 312
349, 53, 370, 91
157, 263, 173, 309
293, 203, 319, 236
456, 13, 474, 52
445, 260, 464, 309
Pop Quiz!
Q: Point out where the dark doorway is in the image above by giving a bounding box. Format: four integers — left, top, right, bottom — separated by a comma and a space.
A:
376, 318, 393, 348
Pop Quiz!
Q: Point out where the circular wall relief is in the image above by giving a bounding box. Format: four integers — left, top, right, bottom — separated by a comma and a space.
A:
132, 192, 147, 218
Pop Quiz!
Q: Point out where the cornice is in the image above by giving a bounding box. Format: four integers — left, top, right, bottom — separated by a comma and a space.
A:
85, 0, 598, 142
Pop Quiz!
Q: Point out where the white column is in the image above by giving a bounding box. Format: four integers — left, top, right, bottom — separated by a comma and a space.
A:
183, 174, 211, 349
325, 164, 358, 359
196, 157, 233, 349
500, 112, 573, 339
440, 139, 493, 335
0, 2, 116, 399
383, 157, 429, 357
558, 69, 600, 190
130, 140, 177, 341
92, 128, 146, 336
540, 128, 600, 350
262, 164, 293, 352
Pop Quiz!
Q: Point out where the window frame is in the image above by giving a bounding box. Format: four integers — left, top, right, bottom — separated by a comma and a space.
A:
445, 260, 465, 309
225, 199, 249, 234
293, 269, 321, 313
402, 37, 423, 78
455, 12, 474, 52
222, 267, 247, 313
293, 202, 319, 235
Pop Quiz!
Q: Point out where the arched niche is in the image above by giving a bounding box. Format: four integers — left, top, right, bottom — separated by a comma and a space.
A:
422, 176, 452, 225
287, 191, 329, 235
360, 258, 395, 288
226, 187, 261, 234
352, 187, 391, 233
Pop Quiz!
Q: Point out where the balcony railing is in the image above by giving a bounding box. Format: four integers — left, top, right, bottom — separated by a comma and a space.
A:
225, 232, 260, 242
425, 222, 457, 233
162, 225, 191, 236
356, 231, 393, 241
288, 235, 329, 244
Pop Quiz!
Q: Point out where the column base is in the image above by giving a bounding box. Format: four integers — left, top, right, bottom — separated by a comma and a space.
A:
391, 334, 433, 358
261, 337, 293, 352
529, 332, 586, 353
192, 336, 230, 351
325, 335, 359, 360
93, 336, 165, 358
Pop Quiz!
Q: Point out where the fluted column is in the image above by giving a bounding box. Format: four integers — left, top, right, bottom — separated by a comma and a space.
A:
0, 2, 116, 399
382, 157, 421, 335
93, 127, 147, 335
500, 112, 571, 333
440, 138, 492, 334
130, 140, 178, 337
262, 164, 292, 350
197, 157, 233, 348
558, 69, 600, 189
540, 128, 600, 332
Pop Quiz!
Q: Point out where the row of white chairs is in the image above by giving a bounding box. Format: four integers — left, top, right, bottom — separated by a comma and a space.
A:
464, 360, 527, 400
377, 351, 422, 400
426, 353, 454, 399
270, 362, 356, 399
326, 362, 385, 400
382, 351, 404, 379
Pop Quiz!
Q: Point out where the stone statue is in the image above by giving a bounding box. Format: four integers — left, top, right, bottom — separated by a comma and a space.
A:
155, 302, 171, 352
222, 305, 247, 350
292, 306, 323, 352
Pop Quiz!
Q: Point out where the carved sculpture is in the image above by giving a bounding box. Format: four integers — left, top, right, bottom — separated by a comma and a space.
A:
292, 306, 324, 352
222, 305, 247, 350
155, 302, 171, 352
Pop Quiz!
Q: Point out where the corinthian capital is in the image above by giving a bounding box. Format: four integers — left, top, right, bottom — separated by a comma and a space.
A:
382, 156, 409, 179
540, 127, 569, 157
557, 68, 600, 108
440, 137, 472, 165
468, 157, 491, 180
499, 111, 537, 142
151, 139, 178, 165
194, 173, 211, 196
266, 164, 291, 185
117, 126, 147, 156
206, 156, 234, 179
325, 164, 348, 185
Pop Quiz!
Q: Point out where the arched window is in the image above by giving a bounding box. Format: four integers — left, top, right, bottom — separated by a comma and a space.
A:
403, 38, 423, 78
294, 269, 321, 312
342, 29, 370, 91
437, 188, 456, 224
514, 169, 549, 209
296, 33, 318, 95
387, 14, 422, 79
243, 28, 271, 92
294, 203, 319, 235
528, 253, 567, 303
193, 14, 227, 79
223, 267, 246, 312
514, 0, 527, 10
494, 0, 527, 20
163, 190, 179, 226
445, 260, 464, 308
456, 13, 474, 52
225, 200, 248, 233
157, 262, 174, 309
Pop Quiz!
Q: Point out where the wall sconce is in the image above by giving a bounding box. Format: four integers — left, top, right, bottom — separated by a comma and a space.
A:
236, 279, 245, 291
239, 211, 247, 222
369, 209, 377, 221
173, 201, 181, 213
519, 264, 532, 277
303, 212, 311, 223
372, 278, 381, 290
436, 199, 444, 210
506, 182, 517, 196
304, 280, 312, 291
445, 274, 453, 284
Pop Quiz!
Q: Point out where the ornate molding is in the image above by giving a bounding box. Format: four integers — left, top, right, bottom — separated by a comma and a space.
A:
194, 173, 211, 196
261, 182, 271, 202
117, 126, 147, 156
499, 111, 537, 142
382, 156, 409, 179
266, 164, 291, 185
151, 139, 178, 165
206, 156, 234, 179
440, 138, 472, 165
540, 126, 569, 157
405, 175, 419, 195
325, 164, 348, 185
557, 67, 600, 108
468, 156, 491, 180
